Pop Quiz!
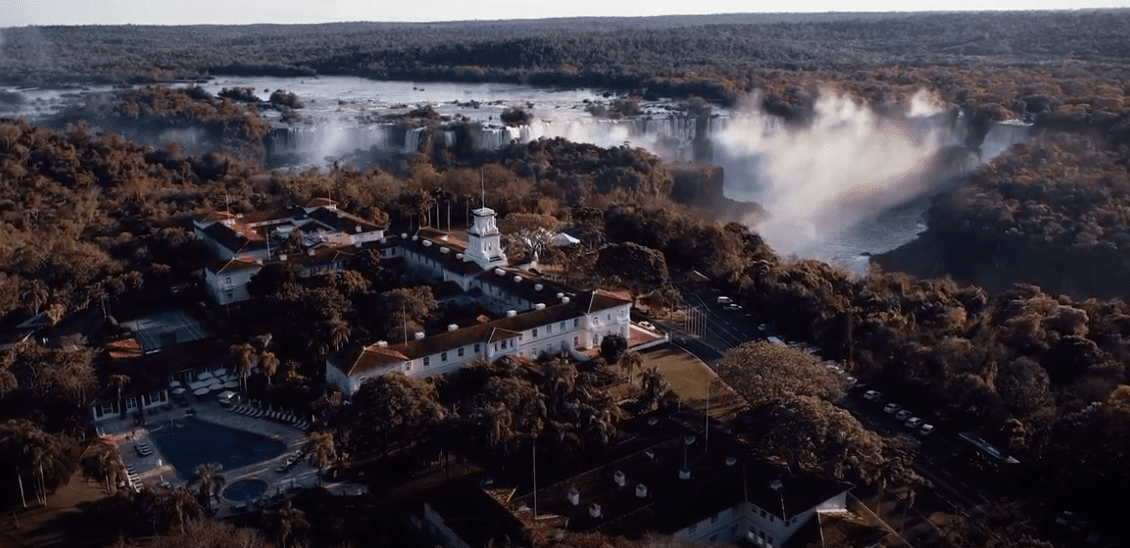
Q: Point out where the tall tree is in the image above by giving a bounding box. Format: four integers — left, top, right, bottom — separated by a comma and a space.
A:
187, 463, 226, 513
304, 431, 337, 485
229, 343, 257, 392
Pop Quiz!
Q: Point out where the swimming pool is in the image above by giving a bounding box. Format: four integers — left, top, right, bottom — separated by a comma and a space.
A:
149, 417, 287, 479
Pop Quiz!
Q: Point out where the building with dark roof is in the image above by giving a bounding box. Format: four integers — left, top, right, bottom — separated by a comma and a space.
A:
507, 413, 854, 547
408, 477, 532, 548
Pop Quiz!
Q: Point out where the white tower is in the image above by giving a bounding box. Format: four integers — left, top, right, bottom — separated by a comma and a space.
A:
464, 207, 507, 270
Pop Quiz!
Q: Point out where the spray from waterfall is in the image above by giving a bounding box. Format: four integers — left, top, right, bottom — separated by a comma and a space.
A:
713, 89, 969, 258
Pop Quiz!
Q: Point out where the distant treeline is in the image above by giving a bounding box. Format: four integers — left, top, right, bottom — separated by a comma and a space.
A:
2, 11, 1130, 121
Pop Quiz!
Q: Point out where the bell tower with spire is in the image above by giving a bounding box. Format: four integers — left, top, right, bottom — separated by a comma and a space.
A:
464, 206, 507, 270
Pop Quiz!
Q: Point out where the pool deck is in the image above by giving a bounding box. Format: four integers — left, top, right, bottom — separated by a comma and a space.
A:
97, 398, 362, 516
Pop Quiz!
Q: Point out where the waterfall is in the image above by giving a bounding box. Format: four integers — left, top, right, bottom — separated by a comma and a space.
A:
980, 120, 1034, 161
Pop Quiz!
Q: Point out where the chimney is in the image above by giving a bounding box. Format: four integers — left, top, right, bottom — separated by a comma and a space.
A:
447, 324, 458, 332
588, 503, 602, 518
535, 303, 546, 310
506, 310, 517, 318
377, 341, 388, 347
422, 240, 432, 247
414, 332, 425, 341
535, 283, 544, 291
679, 467, 692, 480
726, 456, 738, 467
613, 470, 626, 487
566, 489, 580, 506
440, 247, 450, 254
635, 484, 648, 498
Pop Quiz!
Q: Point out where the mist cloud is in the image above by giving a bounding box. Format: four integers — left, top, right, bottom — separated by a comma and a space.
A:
714, 90, 958, 257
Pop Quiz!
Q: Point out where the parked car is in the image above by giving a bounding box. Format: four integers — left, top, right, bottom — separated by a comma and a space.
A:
863, 390, 882, 401
905, 417, 924, 429
920, 424, 934, 435
895, 409, 913, 421
639, 321, 656, 331
883, 403, 902, 414
717, 296, 733, 304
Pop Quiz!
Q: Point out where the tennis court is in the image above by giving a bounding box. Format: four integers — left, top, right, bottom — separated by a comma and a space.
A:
122, 308, 209, 352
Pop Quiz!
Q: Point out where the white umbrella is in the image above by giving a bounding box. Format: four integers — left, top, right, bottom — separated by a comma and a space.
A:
197, 371, 214, 380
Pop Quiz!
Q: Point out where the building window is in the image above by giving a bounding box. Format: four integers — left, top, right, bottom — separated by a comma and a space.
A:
532, 328, 538, 337
620, 308, 627, 318
759, 510, 766, 518
560, 321, 566, 330
101, 403, 114, 415
573, 318, 579, 328
225, 276, 232, 285
573, 336, 579, 347
547, 324, 552, 334
405, 361, 412, 371
768, 515, 775, 523
441, 352, 448, 362
458, 348, 465, 357
125, 397, 137, 409
423, 357, 430, 367
474, 343, 480, 353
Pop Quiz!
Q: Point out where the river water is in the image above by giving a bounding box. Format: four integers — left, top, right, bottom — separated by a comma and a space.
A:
0, 76, 1033, 270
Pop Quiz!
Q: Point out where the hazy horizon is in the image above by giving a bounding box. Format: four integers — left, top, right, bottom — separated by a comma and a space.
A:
3, 0, 1130, 28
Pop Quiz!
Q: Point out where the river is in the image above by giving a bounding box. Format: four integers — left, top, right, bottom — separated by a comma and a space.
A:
0, 76, 1034, 271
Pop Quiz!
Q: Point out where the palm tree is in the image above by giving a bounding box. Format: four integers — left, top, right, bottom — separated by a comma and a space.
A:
107, 373, 129, 417
230, 343, 257, 392
618, 351, 643, 384
187, 463, 226, 513
81, 439, 127, 493
0, 419, 76, 506
258, 351, 279, 386
261, 502, 309, 548
158, 488, 204, 534
304, 431, 337, 485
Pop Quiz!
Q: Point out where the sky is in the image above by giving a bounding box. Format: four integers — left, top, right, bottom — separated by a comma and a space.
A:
3, 0, 1129, 27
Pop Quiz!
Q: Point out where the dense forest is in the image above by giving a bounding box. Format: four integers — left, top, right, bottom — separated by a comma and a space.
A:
3, 11, 1130, 123
1, 10, 1130, 548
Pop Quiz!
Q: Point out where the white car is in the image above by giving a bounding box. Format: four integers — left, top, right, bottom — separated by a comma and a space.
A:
883, 403, 902, 414
639, 321, 656, 331
920, 424, 934, 435
863, 390, 882, 402
905, 417, 924, 429
895, 410, 913, 421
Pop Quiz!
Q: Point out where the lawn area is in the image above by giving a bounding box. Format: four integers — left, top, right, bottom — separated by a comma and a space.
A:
638, 345, 748, 420
0, 472, 109, 548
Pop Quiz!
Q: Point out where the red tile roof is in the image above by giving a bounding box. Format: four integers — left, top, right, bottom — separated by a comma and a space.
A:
343, 344, 410, 375
105, 337, 143, 360
210, 256, 262, 274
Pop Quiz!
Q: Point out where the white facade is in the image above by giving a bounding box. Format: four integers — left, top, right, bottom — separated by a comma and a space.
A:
327, 294, 632, 397
674, 493, 848, 546
463, 207, 507, 270
203, 260, 259, 305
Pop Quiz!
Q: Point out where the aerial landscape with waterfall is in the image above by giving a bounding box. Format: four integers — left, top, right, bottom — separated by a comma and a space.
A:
1, 7, 1129, 548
